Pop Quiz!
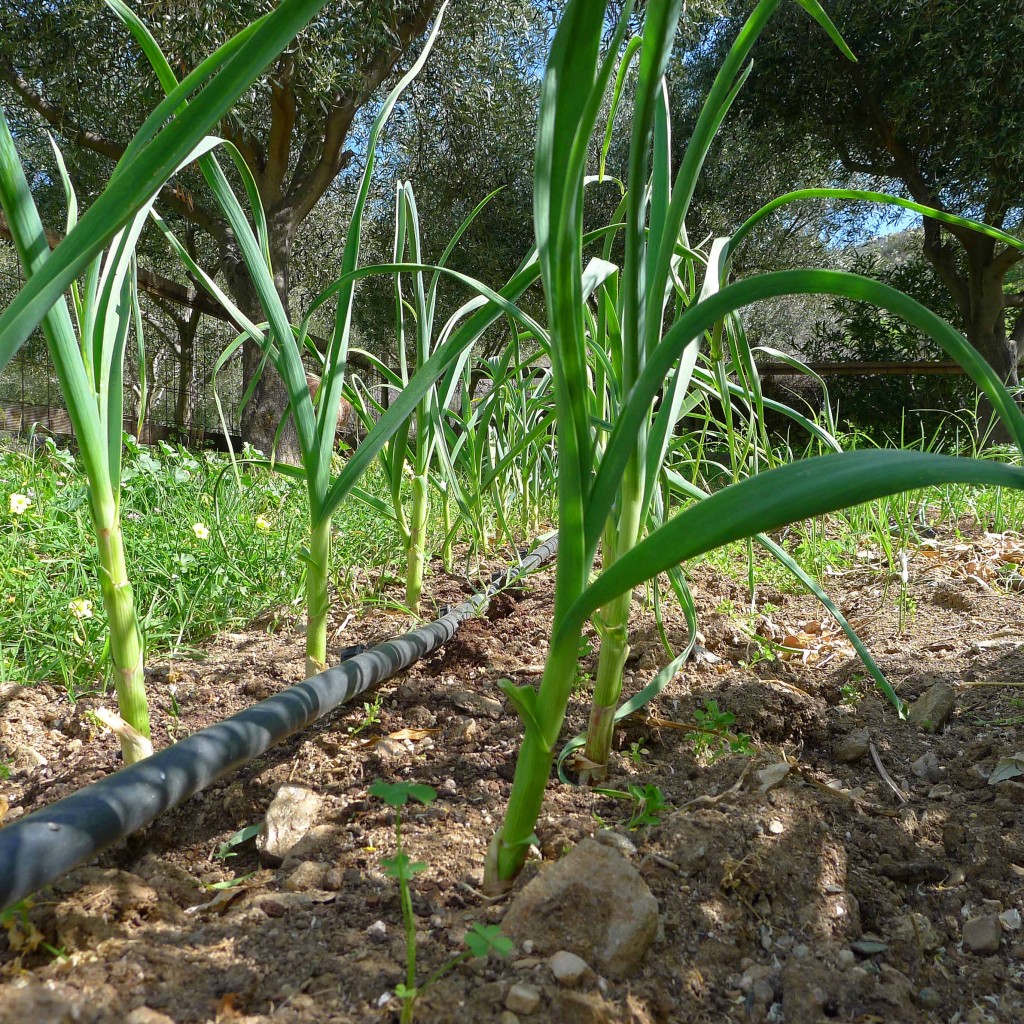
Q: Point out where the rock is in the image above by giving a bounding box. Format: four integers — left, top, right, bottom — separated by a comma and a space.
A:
836, 949, 856, 969
962, 915, 1001, 954
834, 728, 871, 763
907, 682, 956, 732
928, 784, 954, 799
366, 919, 388, 943
593, 830, 636, 857
757, 763, 792, 793
257, 785, 322, 867
1000, 908, 1022, 931
127, 1010, 176, 1024
450, 690, 503, 718
549, 991, 616, 1024
505, 983, 541, 1015
892, 912, 941, 951
910, 751, 941, 782
502, 838, 659, 978
283, 860, 329, 892
550, 950, 592, 987
1, 982, 89, 1024
374, 737, 410, 761
918, 988, 943, 1010
500, 1013, 521, 1024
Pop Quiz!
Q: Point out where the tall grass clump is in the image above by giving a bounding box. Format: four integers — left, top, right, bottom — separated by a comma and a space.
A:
482, 0, 1024, 891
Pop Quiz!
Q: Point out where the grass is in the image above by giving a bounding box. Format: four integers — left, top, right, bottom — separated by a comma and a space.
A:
0, 436, 391, 695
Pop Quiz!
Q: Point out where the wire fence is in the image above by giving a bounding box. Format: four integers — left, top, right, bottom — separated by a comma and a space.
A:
1, 241, 248, 448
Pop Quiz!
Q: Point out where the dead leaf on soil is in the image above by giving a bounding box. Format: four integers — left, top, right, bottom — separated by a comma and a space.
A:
358, 727, 439, 748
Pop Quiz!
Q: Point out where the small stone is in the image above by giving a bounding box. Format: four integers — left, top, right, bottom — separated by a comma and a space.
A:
1000, 908, 1022, 931
907, 682, 956, 733
962, 915, 1001, 954
768, 819, 785, 835
757, 763, 791, 793
505, 983, 541, 1015
850, 937, 889, 955
374, 737, 410, 761
792, 944, 810, 959
910, 751, 942, 782
500, 1013, 521, 1024
594, 830, 637, 856
892, 912, 941, 951
257, 785, 323, 867
366, 919, 388, 943
834, 728, 871, 763
836, 949, 856, 969
918, 988, 943, 1010
928, 783, 954, 799
521, 939, 535, 954
283, 860, 328, 892
450, 690, 503, 718
550, 950, 592, 987
127, 1010, 176, 1024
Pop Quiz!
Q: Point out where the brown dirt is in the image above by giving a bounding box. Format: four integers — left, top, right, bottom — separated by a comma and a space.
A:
1, 526, 1023, 1024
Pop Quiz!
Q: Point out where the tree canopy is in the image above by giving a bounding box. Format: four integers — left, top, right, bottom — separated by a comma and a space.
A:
694, 0, 1024, 404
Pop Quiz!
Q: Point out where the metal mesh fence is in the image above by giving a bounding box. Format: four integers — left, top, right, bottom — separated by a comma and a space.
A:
0, 240, 242, 446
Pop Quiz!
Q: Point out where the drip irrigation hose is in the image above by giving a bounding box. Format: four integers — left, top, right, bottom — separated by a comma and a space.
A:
0, 534, 558, 914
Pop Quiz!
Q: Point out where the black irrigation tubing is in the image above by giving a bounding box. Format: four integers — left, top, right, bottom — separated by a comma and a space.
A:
0, 533, 559, 914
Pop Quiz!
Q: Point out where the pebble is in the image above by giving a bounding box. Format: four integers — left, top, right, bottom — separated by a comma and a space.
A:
366, 920, 388, 943
907, 681, 956, 732
910, 751, 941, 782
962, 915, 1001, 954
500, 1013, 521, 1024
256, 785, 323, 867
1000, 908, 1022, 931
283, 860, 327, 892
550, 950, 591, 987
918, 987, 943, 1010
757, 763, 791, 793
594, 830, 637, 856
892, 912, 941, 951
836, 949, 856, 969
768, 819, 785, 835
505, 983, 541, 1015
834, 728, 871, 763
928, 783, 954, 799
126, 1010, 176, 1024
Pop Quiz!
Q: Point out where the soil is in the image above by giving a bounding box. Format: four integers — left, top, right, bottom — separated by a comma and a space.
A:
1, 522, 1023, 1024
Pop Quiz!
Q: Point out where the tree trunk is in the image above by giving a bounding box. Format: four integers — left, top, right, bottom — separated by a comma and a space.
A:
221, 211, 302, 464
924, 233, 1020, 444
964, 270, 1018, 445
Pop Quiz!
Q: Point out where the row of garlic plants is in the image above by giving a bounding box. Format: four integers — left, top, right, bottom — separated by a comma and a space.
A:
2, 0, 1024, 904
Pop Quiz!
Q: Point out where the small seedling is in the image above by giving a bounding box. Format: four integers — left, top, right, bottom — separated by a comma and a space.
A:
840, 678, 865, 706
626, 740, 649, 767
369, 779, 512, 1024
213, 823, 261, 863
349, 693, 384, 737
691, 699, 753, 763
595, 782, 669, 831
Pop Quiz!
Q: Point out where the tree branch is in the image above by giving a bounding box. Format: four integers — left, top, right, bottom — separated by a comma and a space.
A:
0, 54, 224, 240
284, 0, 442, 224
263, 57, 296, 205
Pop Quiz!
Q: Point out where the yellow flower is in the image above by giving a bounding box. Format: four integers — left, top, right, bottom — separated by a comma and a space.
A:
255, 515, 271, 532
9, 492, 32, 515
68, 598, 93, 620
192, 522, 210, 541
